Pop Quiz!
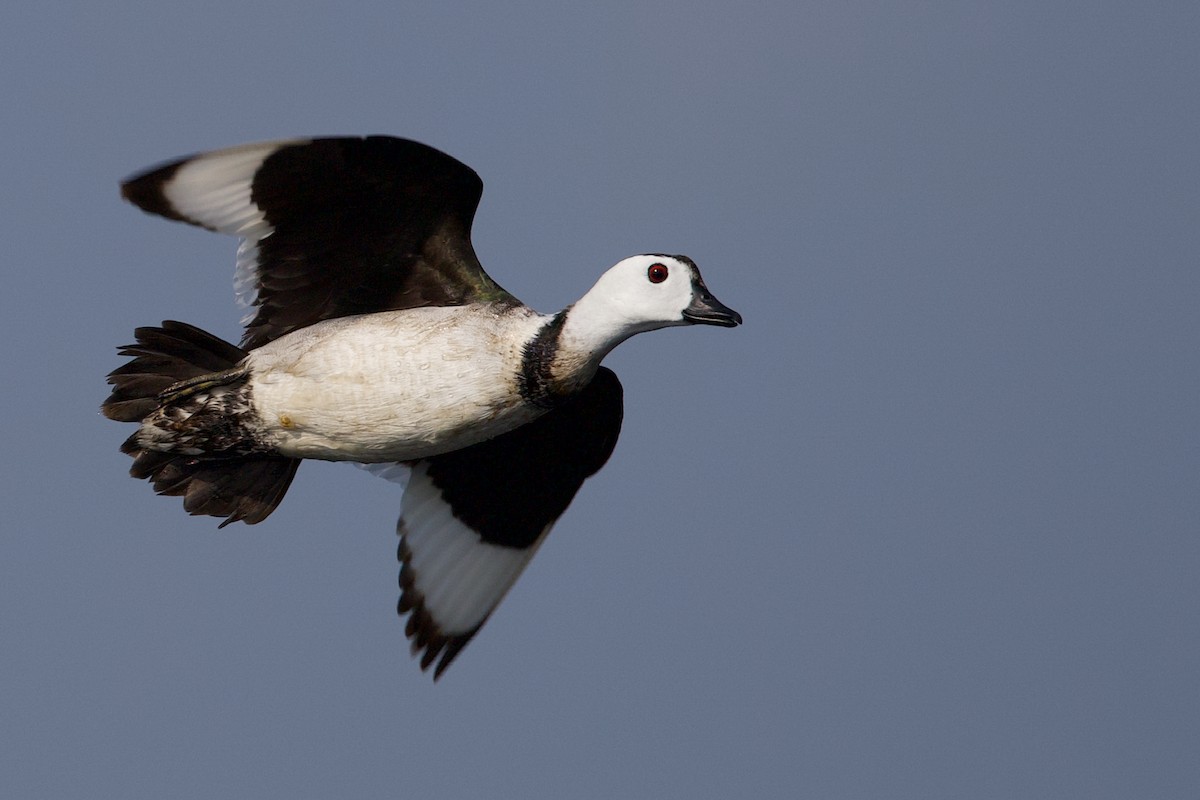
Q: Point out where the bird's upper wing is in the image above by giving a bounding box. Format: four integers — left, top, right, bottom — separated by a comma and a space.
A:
366, 367, 624, 679
120, 136, 515, 349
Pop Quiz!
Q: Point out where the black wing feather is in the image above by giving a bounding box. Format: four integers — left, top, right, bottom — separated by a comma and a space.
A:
121, 136, 515, 349
400, 367, 625, 678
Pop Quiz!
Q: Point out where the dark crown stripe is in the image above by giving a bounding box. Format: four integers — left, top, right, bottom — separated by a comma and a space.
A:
518, 309, 570, 409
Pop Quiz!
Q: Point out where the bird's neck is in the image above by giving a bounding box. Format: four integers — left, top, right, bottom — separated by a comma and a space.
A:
518, 297, 644, 408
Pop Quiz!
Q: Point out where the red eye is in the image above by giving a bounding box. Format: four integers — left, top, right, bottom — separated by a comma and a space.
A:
648, 263, 669, 284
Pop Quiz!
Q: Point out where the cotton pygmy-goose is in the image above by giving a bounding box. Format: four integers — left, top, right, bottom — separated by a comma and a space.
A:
103, 136, 741, 678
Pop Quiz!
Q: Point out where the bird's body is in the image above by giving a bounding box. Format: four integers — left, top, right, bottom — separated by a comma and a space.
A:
253, 306, 545, 461
160, 305, 547, 462
104, 135, 740, 677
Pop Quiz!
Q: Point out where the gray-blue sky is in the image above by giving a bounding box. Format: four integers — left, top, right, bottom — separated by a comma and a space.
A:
2, 3, 1198, 798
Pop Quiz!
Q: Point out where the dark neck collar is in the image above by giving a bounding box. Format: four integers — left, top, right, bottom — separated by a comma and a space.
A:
519, 309, 571, 409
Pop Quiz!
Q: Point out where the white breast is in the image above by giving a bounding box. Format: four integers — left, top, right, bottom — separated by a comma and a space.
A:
246, 306, 547, 461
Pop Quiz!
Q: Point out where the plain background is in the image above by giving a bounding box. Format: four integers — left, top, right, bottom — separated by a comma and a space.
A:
3, 3, 1198, 798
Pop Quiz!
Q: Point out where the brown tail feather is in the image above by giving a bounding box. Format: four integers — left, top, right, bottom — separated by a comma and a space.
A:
103, 321, 247, 422
104, 321, 300, 526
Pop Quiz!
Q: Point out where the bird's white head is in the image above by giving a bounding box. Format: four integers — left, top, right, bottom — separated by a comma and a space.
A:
577, 254, 742, 337
556, 254, 741, 378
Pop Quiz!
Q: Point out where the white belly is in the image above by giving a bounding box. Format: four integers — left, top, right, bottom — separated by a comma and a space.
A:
245, 306, 547, 461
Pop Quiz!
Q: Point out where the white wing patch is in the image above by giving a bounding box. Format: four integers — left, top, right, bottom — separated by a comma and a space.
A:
399, 461, 547, 635
234, 239, 265, 321
159, 139, 308, 312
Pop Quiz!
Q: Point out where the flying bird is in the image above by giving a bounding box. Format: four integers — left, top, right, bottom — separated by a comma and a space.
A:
102, 136, 741, 678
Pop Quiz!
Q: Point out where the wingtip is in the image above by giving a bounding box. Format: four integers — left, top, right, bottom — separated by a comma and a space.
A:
397, 535, 480, 681
120, 160, 188, 222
